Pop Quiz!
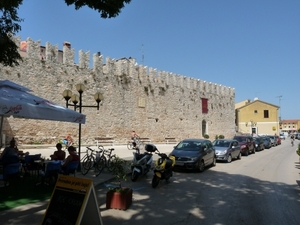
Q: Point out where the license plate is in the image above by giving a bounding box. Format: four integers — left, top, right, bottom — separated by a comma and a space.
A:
175, 161, 184, 166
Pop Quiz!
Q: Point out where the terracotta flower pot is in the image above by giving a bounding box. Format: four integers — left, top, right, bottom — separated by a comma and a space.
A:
106, 188, 133, 210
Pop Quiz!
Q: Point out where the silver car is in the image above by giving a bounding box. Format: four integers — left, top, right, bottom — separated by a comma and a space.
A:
212, 139, 241, 163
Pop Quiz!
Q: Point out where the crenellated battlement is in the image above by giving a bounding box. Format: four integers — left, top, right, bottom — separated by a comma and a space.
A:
16, 37, 234, 95
1, 36, 236, 144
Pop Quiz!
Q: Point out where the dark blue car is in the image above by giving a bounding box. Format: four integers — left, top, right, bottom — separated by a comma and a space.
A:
169, 139, 216, 172
262, 136, 272, 149
253, 136, 265, 151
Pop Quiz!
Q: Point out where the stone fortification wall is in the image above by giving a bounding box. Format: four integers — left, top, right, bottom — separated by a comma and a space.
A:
0, 37, 236, 145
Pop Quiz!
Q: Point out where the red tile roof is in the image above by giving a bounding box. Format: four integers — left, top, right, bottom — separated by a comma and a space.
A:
281, 120, 299, 123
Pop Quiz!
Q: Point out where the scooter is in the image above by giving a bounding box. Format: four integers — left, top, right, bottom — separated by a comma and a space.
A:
130, 143, 154, 181
148, 144, 176, 188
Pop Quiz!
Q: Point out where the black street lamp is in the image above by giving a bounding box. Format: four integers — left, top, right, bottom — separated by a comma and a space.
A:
62, 84, 103, 171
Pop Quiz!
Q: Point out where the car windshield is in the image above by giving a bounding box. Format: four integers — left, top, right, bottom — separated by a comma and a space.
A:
234, 136, 246, 142
212, 140, 230, 147
175, 141, 202, 151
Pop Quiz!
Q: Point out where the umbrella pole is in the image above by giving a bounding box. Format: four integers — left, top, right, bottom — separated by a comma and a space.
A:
0, 116, 3, 149
77, 122, 82, 172
77, 91, 83, 172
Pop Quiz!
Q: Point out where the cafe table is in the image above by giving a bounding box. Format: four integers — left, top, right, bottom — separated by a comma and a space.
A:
35, 160, 63, 185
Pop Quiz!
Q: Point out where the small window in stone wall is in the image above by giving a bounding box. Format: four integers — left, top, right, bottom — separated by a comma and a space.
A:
254, 110, 257, 114
201, 98, 208, 114
138, 97, 146, 108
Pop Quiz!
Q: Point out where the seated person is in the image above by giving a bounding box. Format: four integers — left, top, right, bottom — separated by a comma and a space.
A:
61, 146, 79, 173
50, 143, 66, 161
0, 138, 19, 168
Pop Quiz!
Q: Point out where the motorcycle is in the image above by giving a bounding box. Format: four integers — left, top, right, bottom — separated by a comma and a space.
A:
130, 143, 154, 181
148, 144, 176, 188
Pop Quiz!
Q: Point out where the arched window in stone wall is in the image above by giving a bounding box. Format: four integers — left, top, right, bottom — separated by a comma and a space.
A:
202, 120, 207, 137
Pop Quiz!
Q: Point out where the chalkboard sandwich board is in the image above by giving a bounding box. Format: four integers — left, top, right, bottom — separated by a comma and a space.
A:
41, 174, 103, 225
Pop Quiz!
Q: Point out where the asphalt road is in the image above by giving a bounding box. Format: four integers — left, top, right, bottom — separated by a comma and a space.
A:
99, 139, 300, 225
1, 140, 300, 225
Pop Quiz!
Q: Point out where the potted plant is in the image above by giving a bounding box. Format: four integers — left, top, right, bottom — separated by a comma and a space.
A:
106, 156, 132, 210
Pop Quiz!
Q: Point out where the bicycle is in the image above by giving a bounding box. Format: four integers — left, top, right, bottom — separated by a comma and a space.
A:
127, 136, 144, 150
97, 146, 117, 172
80, 146, 105, 176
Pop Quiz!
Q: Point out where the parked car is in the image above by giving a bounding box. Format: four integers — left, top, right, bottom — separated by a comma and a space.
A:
279, 133, 285, 140
262, 136, 272, 149
267, 135, 277, 147
169, 138, 216, 172
212, 139, 241, 163
233, 135, 255, 156
275, 135, 281, 145
253, 136, 264, 151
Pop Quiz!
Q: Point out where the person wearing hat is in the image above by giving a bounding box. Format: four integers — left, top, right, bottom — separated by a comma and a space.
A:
61, 146, 79, 172
50, 143, 66, 161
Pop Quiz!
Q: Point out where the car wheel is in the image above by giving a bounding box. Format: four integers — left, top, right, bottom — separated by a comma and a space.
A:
244, 149, 249, 156
237, 152, 242, 160
198, 160, 205, 172
227, 154, 232, 163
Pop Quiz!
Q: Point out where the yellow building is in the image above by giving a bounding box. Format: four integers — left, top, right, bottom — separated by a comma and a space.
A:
280, 120, 300, 133
235, 98, 279, 135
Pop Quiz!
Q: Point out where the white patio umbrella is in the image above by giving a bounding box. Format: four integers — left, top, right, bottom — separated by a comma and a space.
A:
0, 80, 86, 123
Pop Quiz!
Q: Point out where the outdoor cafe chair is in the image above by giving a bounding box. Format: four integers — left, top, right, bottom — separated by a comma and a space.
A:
0, 162, 21, 188
36, 160, 62, 186
61, 161, 79, 176
22, 154, 42, 176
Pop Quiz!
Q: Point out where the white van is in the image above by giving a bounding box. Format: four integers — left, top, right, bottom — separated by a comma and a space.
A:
280, 132, 288, 140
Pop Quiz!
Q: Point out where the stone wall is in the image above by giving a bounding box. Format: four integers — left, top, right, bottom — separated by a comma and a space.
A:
0, 37, 236, 145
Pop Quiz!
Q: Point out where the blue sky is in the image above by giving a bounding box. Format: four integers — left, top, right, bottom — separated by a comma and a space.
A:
17, 0, 300, 120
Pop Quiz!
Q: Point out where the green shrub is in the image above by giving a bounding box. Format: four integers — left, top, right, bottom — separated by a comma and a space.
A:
218, 135, 225, 139
215, 135, 219, 140
204, 134, 209, 139
297, 143, 300, 156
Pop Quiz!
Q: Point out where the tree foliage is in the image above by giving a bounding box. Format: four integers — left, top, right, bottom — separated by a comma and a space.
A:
65, 0, 131, 18
0, 0, 132, 67
0, 0, 24, 66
